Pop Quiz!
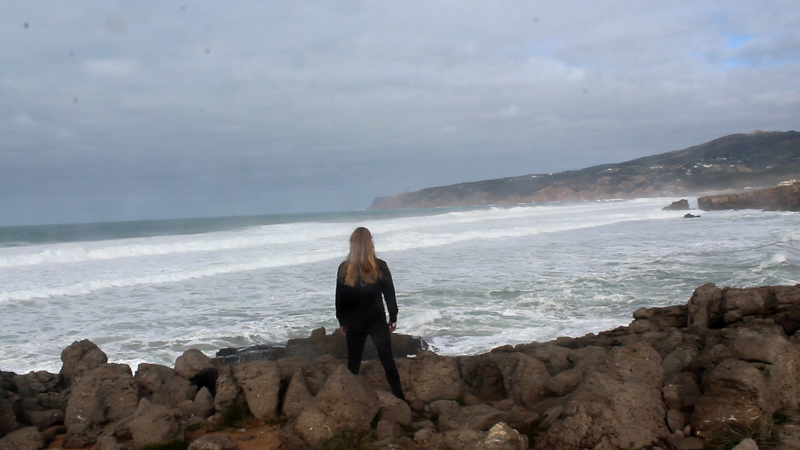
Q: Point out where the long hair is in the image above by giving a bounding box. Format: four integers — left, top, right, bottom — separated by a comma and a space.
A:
340, 227, 382, 287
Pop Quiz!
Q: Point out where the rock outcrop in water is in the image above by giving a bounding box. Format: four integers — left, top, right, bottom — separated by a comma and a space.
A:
3, 283, 800, 449
698, 181, 800, 212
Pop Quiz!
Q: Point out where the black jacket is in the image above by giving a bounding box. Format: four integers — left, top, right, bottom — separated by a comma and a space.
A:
335, 259, 398, 330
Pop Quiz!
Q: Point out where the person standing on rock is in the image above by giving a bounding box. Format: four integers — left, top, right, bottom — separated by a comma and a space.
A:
336, 227, 406, 401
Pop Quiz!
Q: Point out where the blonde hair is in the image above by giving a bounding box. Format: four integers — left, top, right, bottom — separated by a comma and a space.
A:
340, 227, 382, 286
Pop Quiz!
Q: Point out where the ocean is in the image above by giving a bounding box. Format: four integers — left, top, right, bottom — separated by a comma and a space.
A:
1, 198, 798, 374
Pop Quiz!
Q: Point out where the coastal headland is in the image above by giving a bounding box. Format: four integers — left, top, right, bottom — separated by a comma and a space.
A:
3, 283, 800, 449
369, 130, 800, 210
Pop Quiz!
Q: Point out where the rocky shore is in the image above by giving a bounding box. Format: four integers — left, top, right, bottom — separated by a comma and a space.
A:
3, 283, 800, 450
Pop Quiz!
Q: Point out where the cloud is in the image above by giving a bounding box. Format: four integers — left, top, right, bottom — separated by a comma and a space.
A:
0, 1, 799, 225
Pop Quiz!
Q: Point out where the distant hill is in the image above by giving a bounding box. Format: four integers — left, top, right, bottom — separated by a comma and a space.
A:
368, 130, 800, 209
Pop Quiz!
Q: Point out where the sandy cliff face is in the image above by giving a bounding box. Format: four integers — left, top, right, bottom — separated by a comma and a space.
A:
370, 130, 800, 209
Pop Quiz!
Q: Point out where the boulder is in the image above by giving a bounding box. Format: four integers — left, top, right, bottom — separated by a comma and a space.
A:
212, 364, 242, 415
402, 354, 466, 404
134, 363, 198, 407
0, 396, 17, 438
663, 199, 691, 210
722, 288, 765, 323
438, 403, 509, 431
231, 360, 280, 421
0, 426, 44, 450
187, 433, 238, 450
475, 422, 529, 450
13, 371, 66, 412
179, 387, 215, 419
284, 365, 380, 448
63, 363, 139, 448
281, 369, 313, 419
174, 349, 218, 392
490, 353, 551, 408
662, 373, 702, 411
104, 398, 183, 449
535, 342, 668, 450
60, 340, 108, 386
687, 283, 724, 329
283, 327, 427, 361
24, 410, 64, 431
376, 390, 412, 426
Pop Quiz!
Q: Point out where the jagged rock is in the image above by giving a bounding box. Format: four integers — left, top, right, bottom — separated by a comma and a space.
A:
547, 368, 583, 397
536, 342, 669, 450
212, 365, 242, 415
441, 429, 488, 449
282, 327, 427, 361
281, 369, 313, 419
104, 398, 183, 449
0, 426, 44, 450
662, 344, 699, 376
24, 410, 64, 431
0, 396, 17, 438
438, 403, 509, 431
134, 363, 197, 408
663, 199, 691, 210
666, 409, 686, 434
187, 433, 238, 450
174, 349, 218, 391
231, 360, 280, 421
284, 365, 379, 448
457, 353, 549, 408
63, 363, 139, 448
13, 372, 66, 412
475, 422, 529, 450
60, 340, 108, 386
663, 373, 702, 411
376, 390, 412, 426
400, 353, 466, 404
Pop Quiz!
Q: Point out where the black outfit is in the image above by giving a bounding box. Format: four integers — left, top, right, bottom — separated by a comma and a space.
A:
335, 258, 405, 400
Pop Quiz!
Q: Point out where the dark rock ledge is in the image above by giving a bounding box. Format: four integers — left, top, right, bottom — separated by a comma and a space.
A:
2, 283, 800, 450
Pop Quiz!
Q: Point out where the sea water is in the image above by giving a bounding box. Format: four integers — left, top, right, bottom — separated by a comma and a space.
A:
1, 198, 798, 374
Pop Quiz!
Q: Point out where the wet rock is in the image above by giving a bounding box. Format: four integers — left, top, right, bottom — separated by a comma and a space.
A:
663, 199, 691, 210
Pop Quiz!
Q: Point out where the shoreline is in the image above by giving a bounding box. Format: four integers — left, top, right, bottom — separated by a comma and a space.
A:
4, 282, 800, 449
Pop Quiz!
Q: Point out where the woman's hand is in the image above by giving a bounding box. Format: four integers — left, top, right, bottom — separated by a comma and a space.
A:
340, 326, 347, 336
388, 322, 396, 332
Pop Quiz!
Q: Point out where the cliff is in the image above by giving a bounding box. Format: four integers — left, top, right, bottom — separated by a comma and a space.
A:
4, 284, 800, 449
698, 181, 800, 211
370, 130, 800, 209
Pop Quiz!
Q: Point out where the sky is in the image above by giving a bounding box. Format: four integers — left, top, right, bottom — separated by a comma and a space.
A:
1, 1, 799, 226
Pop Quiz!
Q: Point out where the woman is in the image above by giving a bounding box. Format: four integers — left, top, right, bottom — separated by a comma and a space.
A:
335, 227, 405, 400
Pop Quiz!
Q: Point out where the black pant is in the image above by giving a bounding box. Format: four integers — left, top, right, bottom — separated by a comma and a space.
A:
346, 321, 405, 400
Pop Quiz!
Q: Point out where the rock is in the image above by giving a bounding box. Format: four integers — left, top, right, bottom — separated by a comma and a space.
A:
283, 328, 427, 361
95, 435, 124, 450
179, 387, 215, 418
214, 344, 286, 365
535, 342, 668, 450
662, 373, 702, 411
59, 340, 108, 386
441, 429, 488, 449
212, 365, 242, 415
376, 419, 404, 441
722, 288, 765, 323
281, 369, 313, 419
731, 437, 759, 450
698, 182, 800, 212
187, 433, 239, 450
475, 422, 529, 450
24, 410, 63, 431
490, 353, 550, 408
63, 363, 139, 448
401, 354, 466, 404
683, 213, 700, 218
661, 344, 699, 376
414, 427, 434, 446
104, 398, 183, 449
666, 409, 686, 434
0, 426, 44, 450
285, 365, 380, 448
0, 396, 17, 438
230, 361, 280, 421
376, 390, 412, 426
687, 283, 724, 330
174, 349, 218, 391
547, 368, 583, 397
438, 403, 509, 431
134, 363, 198, 408
663, 199, 691, 210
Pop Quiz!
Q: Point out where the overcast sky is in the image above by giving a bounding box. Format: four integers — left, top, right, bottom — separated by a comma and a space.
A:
1, 1, 799, 226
